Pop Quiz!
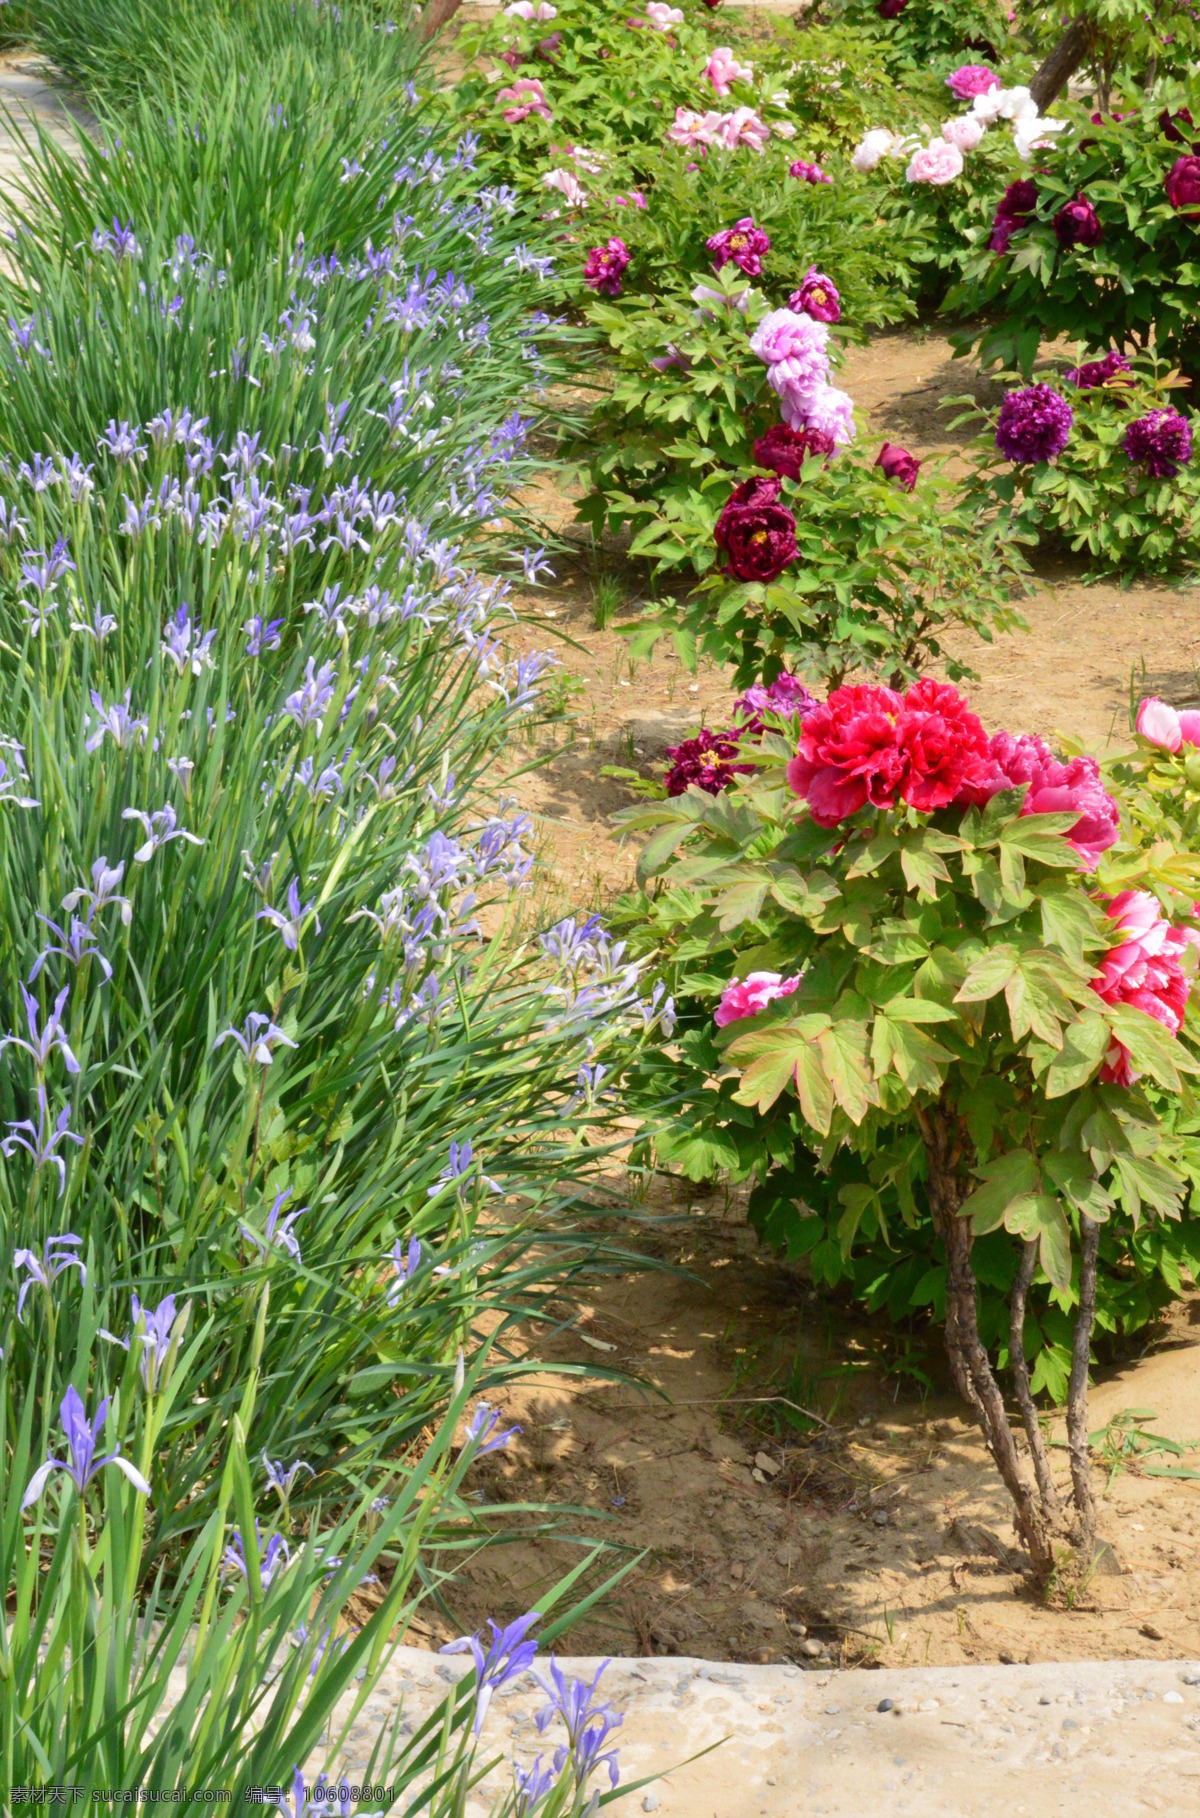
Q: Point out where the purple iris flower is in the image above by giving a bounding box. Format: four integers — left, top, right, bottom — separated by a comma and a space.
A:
100, 1291, 185, 1392
222, 1521, 292, 1588
91, 218, 141, 261
243, 614, 284, 656
0, 497, 29, 543
97, 419, 146, 464
13, 1232, 85, 1319
257, 879, 319, 952
30, 911, 112, 983
386, 1235, 422, 1305
536, 1657, 623, 1791
2, 1086, 83, 1196
216, 1012, 298, 1067
513, 1757, 560, 1817
22, 1384, 151, 1508
440, 1611, 541, 1733
162, 604, 217, 675
284, 658, 337, 730
62, 856, 132, 926
85, 689, 149, 753
427, 1140, 501, 1201
1, 984, 81, 1075
20, 537, 75, 597
240, 1186, 305, 1262
69, 603, 118, 643
122, 804, 204, 863
263, 1453, 315, 1505
462, 1402, 521, 1458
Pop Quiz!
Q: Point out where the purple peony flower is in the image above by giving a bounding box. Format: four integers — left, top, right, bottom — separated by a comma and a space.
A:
945, 63, 999, 100
1165, 154, 1200, 212
875, 441, 921, 491
1052, 193, 1102, 249
714, 475, 798, 583
1064, 349, 1132, 388
706, 216, 770, 277
988, 178, 1038, 254
995, 384, 1074, 464
788, 159, 831, 184
789, 267, 841, 323
1124, 408, 1193, 478
664, 728, 752, 797
583, 238, 631, 295
734, 672, 816, 726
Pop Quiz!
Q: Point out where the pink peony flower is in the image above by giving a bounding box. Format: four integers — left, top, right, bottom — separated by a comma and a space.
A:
706, 215, 770, 276
1136, 696, 1183, 751
716, 107, 772, 152
945, 63, 1000, 100
958, 731, 1119, 869
704, 45, 753, 96
666, 108, 714, 149
1091, 891, 1194, 1084
785, 382, 856, 447
749, 308, 830, 369
906, 139, 965, 185
612, 190, 648, 208
505, 0, 557, 16
1181, 711, 1200, 745
876, 441, 921, 490
541, 167, 587, 206
498, 77, 552, 124
941, 115, 985, 153
789, 267, 841, 323
583, 238, 630, 294
714, 970, 802, 1027
852, 129, 897, 172
789, 159, 831, 183
645, 1, 685, 22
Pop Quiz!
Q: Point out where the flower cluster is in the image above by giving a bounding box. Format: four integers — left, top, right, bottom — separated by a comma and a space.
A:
857, 81, 1067, 192
749, 308, 855, 447
1091, 891, 1197, 1086
666, 105, 772, 154
995, 383, 1074, 464
666, 673, 815, 796
1123, 408, 1193, 478
785, 680, 1119, 868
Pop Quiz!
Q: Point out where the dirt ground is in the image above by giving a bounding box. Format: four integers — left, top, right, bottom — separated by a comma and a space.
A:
423, 323, 1200, 1675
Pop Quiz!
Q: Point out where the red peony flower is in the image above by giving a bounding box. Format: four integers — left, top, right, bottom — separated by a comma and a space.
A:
714, 476, 799, 584
785, 682, 906, 825
753, 422, 835, 480
1052, 193, 1102, 249
875, 441, 921, 491
894, 679, 990, 811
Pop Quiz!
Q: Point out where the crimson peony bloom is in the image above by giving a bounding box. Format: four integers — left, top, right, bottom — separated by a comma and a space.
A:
956, 731, 1119, 869
664, 727, 752, 797
1091, 891, 1197, 1085
789, 267, 841, 323
583, 238, 631, 295
875, 441, 921, 491
1053, 193, 1102, 248
995, 384, 1073, 464
877, 0, 907, 15
784, 682, 907, 825
714, 476, 799, 583
894, 679, 990, 812
714, 970, 802, 1027
1160, 105, 1197, 145
706, 216, 770, 277
1065, 349, 1131, 388
988, 177, 1039, 253
753, 422, 836, 480
1124, 408, 1194, 478
1165, 155, 1200, 212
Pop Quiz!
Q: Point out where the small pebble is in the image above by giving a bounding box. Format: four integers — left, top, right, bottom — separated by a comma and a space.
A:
1142, 1622, 1165, 1642
1165, 1691, 1185, 1704
1062, 1718, 1079, 1731
798, 1638, 823, 1658
642, 1798, 660, 1814
873, 1509, 889, 1527
1039, 1695, 1052, 1706
877, 1698, 895, 1713
1184, 1673, 1200, 1687
825, 1704, 840, 1716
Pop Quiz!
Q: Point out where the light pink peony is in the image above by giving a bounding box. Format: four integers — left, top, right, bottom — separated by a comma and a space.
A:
959, 731, 1119, 870
704, 45, 754, 95
666, 106, 722, 148
498, 77, 552, 123
717, 106, 772, 151
1091, 890, 1196, 1085
851, 128, 896, 171
645, 0, 685, 22
541, 167, 587, 206
941, 115, 985, 153
749, 308, 830, 369
506, 0, 557, 16
1136, 696, 1183, 751
784, 381, 856, 446
906, 138, 965, 185
714, 970, 801, 1027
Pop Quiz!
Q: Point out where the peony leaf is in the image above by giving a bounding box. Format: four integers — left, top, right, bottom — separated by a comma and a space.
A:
961, 1149, 1040, 1235
955, 943, 1019, 1003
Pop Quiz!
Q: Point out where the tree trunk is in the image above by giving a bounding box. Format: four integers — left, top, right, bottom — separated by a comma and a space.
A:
919, 1107, 1058, 1583
1009, 1239, 1060, 1514
1029, 16, 1093, 113
419, 0, 466, 41
1065, 1215, 1100, 1558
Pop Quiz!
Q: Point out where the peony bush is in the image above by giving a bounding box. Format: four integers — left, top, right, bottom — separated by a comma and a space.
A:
618, 678, 1200, 1581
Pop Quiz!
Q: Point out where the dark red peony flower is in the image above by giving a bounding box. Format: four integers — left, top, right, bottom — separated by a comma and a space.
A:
753, 422, 835, 480
1052, 193, 1102, 248
1166, 154, 1200, 212
664, 727, 752, 796
894, 679, 990, 812
1160, 105, 1197, 145
714, 476, 799, 584
785, 683, 907, 825
875, 441, 921, 491
877, 0, 908, 15
988, 178, 1039, 253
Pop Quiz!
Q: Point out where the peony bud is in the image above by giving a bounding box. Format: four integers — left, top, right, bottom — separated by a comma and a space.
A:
1136, 696, 1183, 751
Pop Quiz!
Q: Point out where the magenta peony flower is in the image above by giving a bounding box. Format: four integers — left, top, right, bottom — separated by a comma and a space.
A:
1065, 349, 1131, 388
945, 63, 999, 100
995, 384, 1073, 464
789, 267, 841, 323
1052, 193, 1102, 248
1136, 697, 1184, 751
582, 238, 631, 295
875, 441, 921, 491
1091, 891, 1196, 1085
664, 727, 752, 797
753, 422, 836, 479
958, 731, 1119, 869
1165, 155, 1200, 212
988, 177, 1038, 253
788, 159, 831, 183
714, 475, 799, 583
734, 671, 817, 724
497, 77, 552, 124
749, 308, 830, 371
706, 216, 770, 276
1124, 408, 1194, 478
714, 970, 802, 1027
